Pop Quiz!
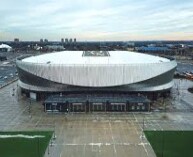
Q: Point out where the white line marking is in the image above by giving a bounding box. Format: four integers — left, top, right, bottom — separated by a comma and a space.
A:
0, 134, 45, 138
51, 142, 150, 146
109, 121, 117, 156
133, 113, 149, 157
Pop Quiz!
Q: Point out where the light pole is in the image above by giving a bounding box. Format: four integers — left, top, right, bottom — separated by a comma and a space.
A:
52, 103, 56, 140
16, 83, 19, 101
11, 86, 15, 105
141, 114, 145, 140
28, 87, 32, 118
28, 97, 32, 118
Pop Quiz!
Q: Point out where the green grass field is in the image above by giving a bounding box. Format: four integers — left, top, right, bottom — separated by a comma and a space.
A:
0, 131, 53, 157
144, 131, 193, 157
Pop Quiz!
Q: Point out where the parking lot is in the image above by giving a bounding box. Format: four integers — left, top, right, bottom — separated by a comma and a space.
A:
0, 51, 31, 87
0, 51, 19, 87
0, 65, 17, 86
0, 81, 193, 157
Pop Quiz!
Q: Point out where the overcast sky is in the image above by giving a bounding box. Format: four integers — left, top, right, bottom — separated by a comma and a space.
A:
1, 0, 193, 41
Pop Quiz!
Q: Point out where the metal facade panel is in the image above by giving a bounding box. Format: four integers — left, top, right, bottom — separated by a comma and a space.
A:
17, 60, 177, 87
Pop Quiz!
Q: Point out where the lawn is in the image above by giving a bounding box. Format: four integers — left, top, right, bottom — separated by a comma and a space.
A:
0, 131, 53, 157
144, 130, 193, 157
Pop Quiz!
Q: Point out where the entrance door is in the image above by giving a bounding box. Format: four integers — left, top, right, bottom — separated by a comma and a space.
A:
72, 103, 85, 112
92, 103, 105, 112
52, 103, 59, 112
110, 103, 126, 112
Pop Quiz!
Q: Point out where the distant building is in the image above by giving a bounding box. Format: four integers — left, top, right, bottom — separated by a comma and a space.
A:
126, 42, 135, 47
0, 44, 12, 52
40, 39, 44, 43
44, 39, 49, 43
69, 38, 73, 44
148, 44, 156, 47
61, 38, 64, 43
166, 44, 175, 48
136, 46, 169, 52
45, 45, 65, 51
74, 38, 76, 44
188, 45, 193, 49
34, 44, 42, 51
65, 38, 68, 44
14, 38, 19, 43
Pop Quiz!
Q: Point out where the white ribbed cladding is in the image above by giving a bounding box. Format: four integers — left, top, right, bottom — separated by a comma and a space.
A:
22, 51, 170, 64
16, 58, 177, 87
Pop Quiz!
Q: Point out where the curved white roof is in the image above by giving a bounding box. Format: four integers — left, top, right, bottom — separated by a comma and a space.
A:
17, 51, 177, 87
22, 51, 170, 65
0, 44, 12, 49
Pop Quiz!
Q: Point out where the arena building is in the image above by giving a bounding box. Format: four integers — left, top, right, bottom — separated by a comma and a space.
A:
16, 51, 177, 112
0, 44, 12, 52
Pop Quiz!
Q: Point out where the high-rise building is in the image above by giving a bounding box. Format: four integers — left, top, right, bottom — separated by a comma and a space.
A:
14, 38, 19, 43
44, 39, 48, 43
61, 38, 64, 43
40, 39, 44, 43
65, 38, 68, 44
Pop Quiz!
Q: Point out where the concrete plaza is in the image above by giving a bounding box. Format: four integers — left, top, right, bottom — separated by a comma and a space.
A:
0, 81, 193, 157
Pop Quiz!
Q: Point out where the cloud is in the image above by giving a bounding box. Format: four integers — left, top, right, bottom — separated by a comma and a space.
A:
1, 0, 193, 40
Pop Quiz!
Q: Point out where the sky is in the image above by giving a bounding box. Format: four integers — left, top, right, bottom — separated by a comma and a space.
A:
1, 0, 193, 41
